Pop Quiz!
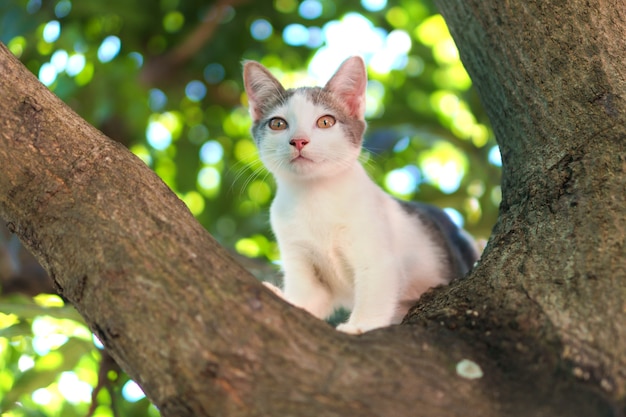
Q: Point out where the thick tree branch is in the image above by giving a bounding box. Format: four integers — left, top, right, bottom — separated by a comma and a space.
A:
426, 0, 626, 399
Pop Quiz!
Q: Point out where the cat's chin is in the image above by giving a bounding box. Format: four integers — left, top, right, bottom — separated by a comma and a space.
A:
273, 163, 338, 181
281, 156, 322, 177
286, 166, 323, 179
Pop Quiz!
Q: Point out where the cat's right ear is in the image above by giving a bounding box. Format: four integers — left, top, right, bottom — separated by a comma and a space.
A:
243, 61, 286, 122
324, 56, 367, 119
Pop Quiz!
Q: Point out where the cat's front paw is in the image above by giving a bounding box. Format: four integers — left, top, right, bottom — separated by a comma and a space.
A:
336, 323, 364, 335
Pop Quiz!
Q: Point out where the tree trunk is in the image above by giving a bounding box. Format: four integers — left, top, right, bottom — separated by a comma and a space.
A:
423, 0, 626, 399
0, 0, 624, 415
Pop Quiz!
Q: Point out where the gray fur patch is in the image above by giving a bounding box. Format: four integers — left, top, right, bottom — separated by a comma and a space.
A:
250, 89, 296, 144
305, 87, 366, 146
396, 200, 479, 281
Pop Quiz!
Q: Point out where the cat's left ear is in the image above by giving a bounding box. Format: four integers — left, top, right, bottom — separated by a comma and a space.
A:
324, 56, 367, 119
243, 61, 286, 122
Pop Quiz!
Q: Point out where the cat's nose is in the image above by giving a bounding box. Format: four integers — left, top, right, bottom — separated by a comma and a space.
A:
289, 138, 309, 151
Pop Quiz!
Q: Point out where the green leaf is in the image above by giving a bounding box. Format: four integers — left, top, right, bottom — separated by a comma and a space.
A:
0, 321, 32, 338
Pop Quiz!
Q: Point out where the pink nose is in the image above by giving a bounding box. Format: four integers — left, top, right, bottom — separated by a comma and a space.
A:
289, 138, 309, 151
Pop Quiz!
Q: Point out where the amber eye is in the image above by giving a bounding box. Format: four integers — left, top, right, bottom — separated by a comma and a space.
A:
316, 115, 336, 129
269, 117, 288, 130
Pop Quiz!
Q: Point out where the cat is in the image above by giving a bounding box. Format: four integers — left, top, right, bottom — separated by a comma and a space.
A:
242, 56, 479, 334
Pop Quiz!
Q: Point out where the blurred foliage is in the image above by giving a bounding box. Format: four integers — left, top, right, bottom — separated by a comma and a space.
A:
0, 0, 501, 415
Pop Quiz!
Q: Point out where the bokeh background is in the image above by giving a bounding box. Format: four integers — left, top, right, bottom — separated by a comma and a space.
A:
0, 0, 501, 415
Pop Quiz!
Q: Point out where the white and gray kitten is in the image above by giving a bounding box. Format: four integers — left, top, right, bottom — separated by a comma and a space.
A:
243, 56, 479, 334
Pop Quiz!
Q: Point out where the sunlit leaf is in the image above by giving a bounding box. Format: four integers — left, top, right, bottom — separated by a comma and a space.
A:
0, 322, 32, 339
1, 338, 93, 411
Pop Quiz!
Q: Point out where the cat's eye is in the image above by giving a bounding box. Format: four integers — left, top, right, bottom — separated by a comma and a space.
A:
269, 117, 288, 130
317, 115, 336, 129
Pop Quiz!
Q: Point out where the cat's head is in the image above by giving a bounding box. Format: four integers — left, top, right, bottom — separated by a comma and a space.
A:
243, 56, 367, 181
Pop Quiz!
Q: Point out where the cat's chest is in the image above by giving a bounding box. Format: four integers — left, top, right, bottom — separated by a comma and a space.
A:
269, 166, 381, 248
270, 188, 351, 240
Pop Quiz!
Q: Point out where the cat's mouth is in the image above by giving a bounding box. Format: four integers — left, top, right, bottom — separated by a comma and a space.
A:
290, 154, 314, 163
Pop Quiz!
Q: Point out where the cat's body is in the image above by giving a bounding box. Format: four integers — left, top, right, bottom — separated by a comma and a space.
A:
243, 56, 479, 334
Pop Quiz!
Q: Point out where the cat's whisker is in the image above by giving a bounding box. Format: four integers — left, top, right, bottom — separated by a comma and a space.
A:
226, 156, 269, 196
358, 155, 378, 171
224, 150, 262, 175
238, 165, 269, 197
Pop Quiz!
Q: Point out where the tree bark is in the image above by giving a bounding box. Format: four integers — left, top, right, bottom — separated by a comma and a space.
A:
0, 0, 625, 415
423, 0, 626, 399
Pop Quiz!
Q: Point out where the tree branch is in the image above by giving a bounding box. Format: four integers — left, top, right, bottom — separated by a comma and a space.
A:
430, 0, 626, 400
140, 0, 249, 86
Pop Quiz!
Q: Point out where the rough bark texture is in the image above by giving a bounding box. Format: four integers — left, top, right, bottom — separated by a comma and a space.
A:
0, 0, 625, 416
418, 0, 626, 400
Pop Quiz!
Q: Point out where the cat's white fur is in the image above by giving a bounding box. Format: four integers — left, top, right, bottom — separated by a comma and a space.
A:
243, 56, 466, 334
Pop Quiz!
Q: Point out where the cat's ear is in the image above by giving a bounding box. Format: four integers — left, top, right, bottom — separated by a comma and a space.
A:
324, 56, 367, 119
243, 61, 286, 122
